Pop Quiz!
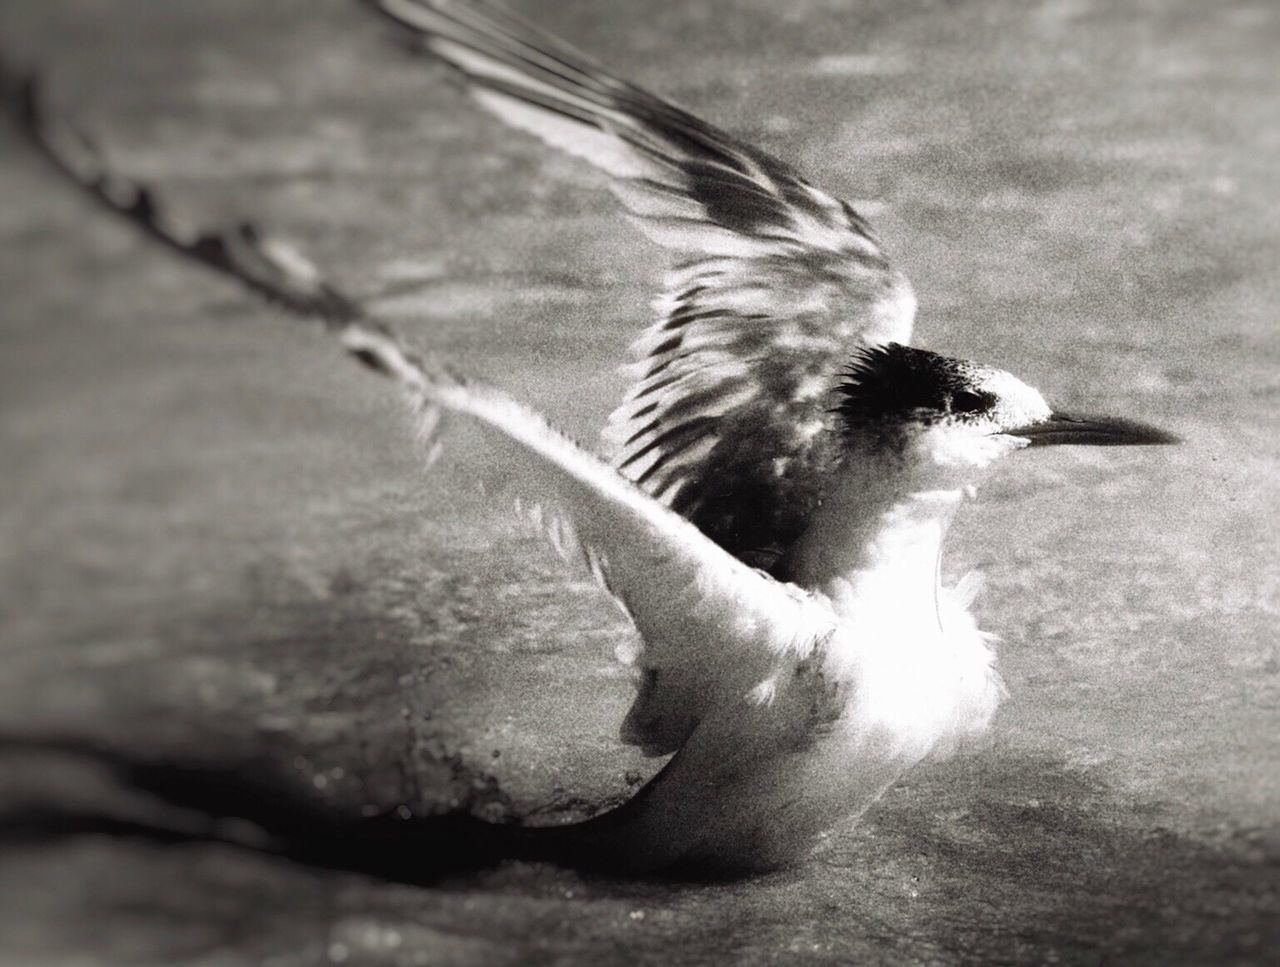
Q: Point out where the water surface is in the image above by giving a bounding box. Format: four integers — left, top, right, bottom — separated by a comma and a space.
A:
1, 0, 1277, 963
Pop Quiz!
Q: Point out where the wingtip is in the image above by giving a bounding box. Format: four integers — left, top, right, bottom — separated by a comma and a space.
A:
0, 49, 39, 131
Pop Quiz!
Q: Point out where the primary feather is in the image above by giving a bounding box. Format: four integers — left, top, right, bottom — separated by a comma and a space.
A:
368, 0, 918, 569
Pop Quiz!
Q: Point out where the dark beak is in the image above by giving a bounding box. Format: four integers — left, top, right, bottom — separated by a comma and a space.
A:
1011, 410, 1180, 447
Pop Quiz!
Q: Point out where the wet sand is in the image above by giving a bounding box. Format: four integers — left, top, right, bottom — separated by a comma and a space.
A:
1, 0, 1277, 963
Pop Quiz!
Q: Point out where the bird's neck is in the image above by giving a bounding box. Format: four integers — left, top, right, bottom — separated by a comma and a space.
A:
781, 451, 973, 615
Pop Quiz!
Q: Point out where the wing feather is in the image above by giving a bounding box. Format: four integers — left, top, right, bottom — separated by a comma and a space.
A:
367, 0, 919, 565
415, 368, 837, 754
0, 65, 365, 326
6, 38, 839, 755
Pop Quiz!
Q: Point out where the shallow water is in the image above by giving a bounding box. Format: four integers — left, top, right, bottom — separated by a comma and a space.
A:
0, 0, 1277, 963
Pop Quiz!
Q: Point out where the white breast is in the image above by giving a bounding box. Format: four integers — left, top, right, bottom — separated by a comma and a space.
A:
820, 576, 1005, 763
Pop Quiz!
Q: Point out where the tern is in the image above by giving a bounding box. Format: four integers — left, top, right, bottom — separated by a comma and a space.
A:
4, 1, 1176, 876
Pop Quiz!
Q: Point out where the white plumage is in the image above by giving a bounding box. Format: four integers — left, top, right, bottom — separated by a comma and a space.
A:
7, 0, 1176, 874
357, 0, 1170, 872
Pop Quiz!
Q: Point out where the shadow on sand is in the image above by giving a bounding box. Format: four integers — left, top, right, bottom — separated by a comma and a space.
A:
0, 732, 566, 883
1, 730, 1276, 964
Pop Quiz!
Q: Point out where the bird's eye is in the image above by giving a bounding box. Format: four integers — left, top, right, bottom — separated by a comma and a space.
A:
950, 391, 988, 414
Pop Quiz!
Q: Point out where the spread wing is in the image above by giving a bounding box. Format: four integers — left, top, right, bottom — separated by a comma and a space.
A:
405, 367, 838, 756
5, 58, 837, 757
1, 67, 363, 326
366, 0, 918, 567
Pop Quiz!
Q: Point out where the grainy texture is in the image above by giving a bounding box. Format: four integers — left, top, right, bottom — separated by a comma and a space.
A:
0, 0, 1277, 964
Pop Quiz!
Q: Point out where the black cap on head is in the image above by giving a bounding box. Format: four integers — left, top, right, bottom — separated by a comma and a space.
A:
834, 344, 996, 434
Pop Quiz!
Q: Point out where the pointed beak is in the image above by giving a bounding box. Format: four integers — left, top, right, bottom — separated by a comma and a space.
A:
1011, 410, 1181, 447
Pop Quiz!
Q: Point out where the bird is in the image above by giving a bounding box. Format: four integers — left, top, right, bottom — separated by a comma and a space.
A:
3, 1, 1177, 876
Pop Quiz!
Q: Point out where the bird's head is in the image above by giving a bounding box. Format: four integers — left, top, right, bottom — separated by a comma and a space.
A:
834, 343, 1177, 472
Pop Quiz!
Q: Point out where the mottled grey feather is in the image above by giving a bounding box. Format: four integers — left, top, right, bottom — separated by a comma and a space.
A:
369, 0, 917, 574
370, 0, 920, 751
